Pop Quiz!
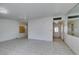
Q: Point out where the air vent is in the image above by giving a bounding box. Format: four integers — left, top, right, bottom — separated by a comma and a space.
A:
53, 17, 61, 20
68, 15, 79, 19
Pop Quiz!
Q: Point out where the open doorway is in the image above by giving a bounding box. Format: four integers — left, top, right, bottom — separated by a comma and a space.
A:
19, 21, 28, 39
53, 18, 64, 41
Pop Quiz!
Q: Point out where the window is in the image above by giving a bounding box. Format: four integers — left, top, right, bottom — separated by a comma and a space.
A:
54, 27, 59, 32
53, 17, 61, 20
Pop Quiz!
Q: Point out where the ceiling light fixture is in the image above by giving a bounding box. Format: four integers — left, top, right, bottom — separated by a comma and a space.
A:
0, 7, 8, 14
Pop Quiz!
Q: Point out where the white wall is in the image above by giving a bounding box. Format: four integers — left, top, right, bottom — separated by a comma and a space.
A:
0, 19, 19, 42
64, 34, 79, 54
28, 17, 53, 42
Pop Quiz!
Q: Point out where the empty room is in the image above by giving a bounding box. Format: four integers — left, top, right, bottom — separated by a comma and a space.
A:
0, 3, 79, 55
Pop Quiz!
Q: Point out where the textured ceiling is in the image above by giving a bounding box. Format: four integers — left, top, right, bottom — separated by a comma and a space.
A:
67, 4, 79, 15
0, 3, 77, 22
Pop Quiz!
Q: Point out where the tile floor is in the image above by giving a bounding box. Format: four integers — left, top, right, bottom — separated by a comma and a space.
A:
0, 38, 75, 55
53, 39, 75, 55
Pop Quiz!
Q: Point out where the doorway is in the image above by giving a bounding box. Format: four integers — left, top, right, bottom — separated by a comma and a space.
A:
19, 22, 28, 39
53, 20, 64, 41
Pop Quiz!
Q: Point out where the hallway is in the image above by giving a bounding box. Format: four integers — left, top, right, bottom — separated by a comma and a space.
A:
0, 38, 75, 55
